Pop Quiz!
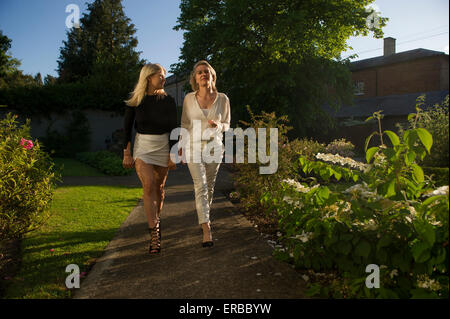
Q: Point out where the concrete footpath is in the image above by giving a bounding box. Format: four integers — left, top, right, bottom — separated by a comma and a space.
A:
72, 164, 308, 299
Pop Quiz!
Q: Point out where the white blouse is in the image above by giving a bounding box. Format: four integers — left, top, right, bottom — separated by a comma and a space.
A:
201, 108, 209, 117
180, 91, 231, 145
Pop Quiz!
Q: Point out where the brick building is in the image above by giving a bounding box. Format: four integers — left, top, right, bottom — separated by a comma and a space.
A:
351, 37, 448, 98
326, 37, 449, 151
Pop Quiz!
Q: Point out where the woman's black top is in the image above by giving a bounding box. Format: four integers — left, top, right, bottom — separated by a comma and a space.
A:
123, 94, 178, 149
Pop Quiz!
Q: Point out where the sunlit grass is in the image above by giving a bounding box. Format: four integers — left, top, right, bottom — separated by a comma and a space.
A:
4, 185, 142, 299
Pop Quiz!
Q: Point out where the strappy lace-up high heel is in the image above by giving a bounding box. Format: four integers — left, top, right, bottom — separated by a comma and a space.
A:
148, 222, 161, 254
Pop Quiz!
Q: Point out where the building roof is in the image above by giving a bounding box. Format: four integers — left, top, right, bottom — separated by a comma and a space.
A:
165, 72, 189, 86
349, 48, 447, 71
324, 90, 449, 118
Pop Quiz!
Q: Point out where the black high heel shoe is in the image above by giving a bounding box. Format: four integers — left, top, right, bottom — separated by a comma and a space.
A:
202, 241, 214, 247
148, 223, 161, 254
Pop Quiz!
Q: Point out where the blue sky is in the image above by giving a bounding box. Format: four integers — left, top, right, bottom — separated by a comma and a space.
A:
0, 0, 448, 78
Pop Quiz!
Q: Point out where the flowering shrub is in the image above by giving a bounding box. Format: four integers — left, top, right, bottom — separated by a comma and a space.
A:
324, 138, 355, 158
263, 110, 449, 298
232, 106, 325, 224
0, 113, 60, 241
20, 138, 34, 150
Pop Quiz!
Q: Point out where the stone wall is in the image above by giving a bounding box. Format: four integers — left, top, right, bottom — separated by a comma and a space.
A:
1, 108, 129, 152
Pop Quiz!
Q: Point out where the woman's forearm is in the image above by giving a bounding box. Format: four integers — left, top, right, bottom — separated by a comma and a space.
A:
123, 142, 132, 156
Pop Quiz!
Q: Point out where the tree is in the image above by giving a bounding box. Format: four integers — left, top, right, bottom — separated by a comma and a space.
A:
0, 30, 38, 89
0, 30, 16, 77
172, 0, 387, 138
57, 0, 144, 84
34, 72, 43, 86
44, 74, 57, 86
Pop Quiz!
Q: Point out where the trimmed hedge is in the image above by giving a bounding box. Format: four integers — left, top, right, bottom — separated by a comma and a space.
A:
0, 81, 130, 118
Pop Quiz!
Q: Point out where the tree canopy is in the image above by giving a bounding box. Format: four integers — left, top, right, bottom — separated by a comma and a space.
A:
172, 0, 387, 138
56, 0, 146, 111
0, 30, 39, 89
1, 1, 146, 115
57, 0, 143, 82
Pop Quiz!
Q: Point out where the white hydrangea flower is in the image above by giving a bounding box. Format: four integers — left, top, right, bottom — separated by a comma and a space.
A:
352, 219, 378, 230
282, 196, 303, 209
343, 182, 383, 200
351, 220, 365, 227
365, 219, 378, 231
315, 153, 369, 172
424, 185, 449, 197
290, 230, 313, 243
408, 206, 417, 216
429, 219, 442, 226
417, 275, 442, 291
282, 179, 318, 193
342, 201, 352, 212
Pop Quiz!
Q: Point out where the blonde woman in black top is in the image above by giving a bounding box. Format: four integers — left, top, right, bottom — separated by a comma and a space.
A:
123, 63, 178, 254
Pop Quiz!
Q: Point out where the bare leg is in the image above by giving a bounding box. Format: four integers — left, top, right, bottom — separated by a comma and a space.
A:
135, 159, 168, 228
152, 165, 169, 220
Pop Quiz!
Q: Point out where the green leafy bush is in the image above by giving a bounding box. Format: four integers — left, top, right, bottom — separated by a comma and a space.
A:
76, 150, 132, 176
286, 138, 326, 162
324, 138, 355, 158
397, 95, 449, 168
263, 110, 448, 298
0, 113, 60, 241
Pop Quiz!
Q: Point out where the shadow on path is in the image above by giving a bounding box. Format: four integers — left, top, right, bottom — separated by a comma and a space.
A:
72, 164, 308, 299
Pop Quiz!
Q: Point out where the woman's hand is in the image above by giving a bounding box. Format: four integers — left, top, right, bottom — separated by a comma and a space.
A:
168, 158, 177, 170
178, 148, 186, 165
208, 119, 218, 127
122, 154, 134, 169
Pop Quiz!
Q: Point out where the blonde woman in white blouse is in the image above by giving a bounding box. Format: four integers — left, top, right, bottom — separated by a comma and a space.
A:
178, 60, 231, 247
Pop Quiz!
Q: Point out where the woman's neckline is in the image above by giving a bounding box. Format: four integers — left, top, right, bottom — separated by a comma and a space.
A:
195, 91, 218, 110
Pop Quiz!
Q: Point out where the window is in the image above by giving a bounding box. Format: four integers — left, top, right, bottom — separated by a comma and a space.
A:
353, 81, 365, 96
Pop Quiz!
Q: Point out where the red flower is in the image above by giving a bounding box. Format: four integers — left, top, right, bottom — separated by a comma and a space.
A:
20, 138, 34, 150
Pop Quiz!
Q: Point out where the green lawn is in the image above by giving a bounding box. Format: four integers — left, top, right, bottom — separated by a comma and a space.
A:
4, 157, 142, 299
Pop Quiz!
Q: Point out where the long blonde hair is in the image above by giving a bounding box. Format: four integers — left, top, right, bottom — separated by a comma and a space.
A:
125, 63, 167, 107
189, 60, 217, 92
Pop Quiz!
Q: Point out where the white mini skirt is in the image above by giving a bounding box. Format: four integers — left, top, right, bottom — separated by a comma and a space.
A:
133, 132, 170, 167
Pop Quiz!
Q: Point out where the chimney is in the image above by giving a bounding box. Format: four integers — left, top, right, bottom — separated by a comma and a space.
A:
384, 37, 396, 56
